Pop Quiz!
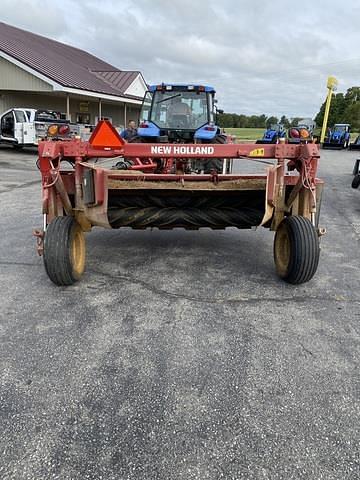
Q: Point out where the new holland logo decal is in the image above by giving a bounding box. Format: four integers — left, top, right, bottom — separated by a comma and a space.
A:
150, 145, 215, 155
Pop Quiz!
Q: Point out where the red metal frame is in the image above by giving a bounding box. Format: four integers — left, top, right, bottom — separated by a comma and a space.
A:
38, 138, 320, 179
34, 123, 323, 255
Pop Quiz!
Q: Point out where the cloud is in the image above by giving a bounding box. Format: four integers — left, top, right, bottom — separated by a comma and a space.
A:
2, 0, 360, 118
0, 0, 69, 38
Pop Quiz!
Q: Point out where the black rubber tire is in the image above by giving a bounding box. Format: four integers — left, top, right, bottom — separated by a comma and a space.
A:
352, 174, 360, 189
203, 134, 226, 173
43, 216, 86, 286
352, 159, 360, 175
274, 216, 320, 284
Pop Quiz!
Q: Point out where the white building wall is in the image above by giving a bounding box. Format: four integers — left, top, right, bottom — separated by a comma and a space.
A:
125, 74, 147, 98
0, 57, 53, 91
0, 91, 141, 127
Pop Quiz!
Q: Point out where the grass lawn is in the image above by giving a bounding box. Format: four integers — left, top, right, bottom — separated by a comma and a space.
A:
224, 128, 264, 141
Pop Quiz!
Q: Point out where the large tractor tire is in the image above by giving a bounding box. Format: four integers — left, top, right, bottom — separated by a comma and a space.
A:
203, 134, 226, 173
43, 216, 86, 286
274, 216, 320, 284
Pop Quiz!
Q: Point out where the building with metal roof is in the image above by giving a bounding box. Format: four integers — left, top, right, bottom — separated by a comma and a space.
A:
0, 22, 147, 127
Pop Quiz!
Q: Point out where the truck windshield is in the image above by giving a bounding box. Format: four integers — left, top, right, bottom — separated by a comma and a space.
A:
148, 90, 209, 129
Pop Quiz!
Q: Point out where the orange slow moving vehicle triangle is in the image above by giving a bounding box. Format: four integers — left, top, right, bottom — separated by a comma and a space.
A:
89, 120, 125, 148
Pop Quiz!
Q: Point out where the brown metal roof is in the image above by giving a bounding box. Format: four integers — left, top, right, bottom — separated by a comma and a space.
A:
0, 22, 143, 100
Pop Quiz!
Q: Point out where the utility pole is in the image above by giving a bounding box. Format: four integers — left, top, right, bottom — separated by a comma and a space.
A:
320, 76, 338, 145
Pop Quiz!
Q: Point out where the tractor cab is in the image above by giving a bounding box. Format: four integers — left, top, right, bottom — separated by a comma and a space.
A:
332, 124, 351, 138
323, 123, 351, 149
333, 123, 350, 132
136, 84, 220, 143
256, 124, 286, 144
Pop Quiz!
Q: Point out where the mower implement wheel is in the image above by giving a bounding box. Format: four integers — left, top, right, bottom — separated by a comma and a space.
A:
352, 174, 360, 189
43, 217, 86, 286
274, 216, 320, 284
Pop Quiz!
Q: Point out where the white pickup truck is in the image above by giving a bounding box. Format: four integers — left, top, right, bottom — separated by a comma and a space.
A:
0, 108, 73, 148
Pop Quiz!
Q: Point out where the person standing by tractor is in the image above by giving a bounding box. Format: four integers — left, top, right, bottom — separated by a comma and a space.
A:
120, 120, 138, 141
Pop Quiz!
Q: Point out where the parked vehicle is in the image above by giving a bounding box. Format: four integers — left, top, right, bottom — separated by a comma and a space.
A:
136, 84, 224, 143
256, 124, 286, 144
349, 135, 360, 150
323, 123, 351, 149
0, 108, 71, 148
135, 83, 228, 173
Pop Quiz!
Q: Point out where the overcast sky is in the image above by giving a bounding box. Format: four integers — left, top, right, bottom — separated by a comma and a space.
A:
2, 0, 360, 118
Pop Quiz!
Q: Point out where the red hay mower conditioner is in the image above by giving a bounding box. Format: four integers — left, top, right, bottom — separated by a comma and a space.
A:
34, 120, 325, 286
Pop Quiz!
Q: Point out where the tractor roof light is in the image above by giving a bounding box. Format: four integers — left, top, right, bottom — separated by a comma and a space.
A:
165, 85, 172, 91
187, 85, 195, 90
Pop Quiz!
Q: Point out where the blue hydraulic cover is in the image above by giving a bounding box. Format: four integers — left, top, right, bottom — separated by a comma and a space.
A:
137, 121, 160, 137
194, 125, 217, 140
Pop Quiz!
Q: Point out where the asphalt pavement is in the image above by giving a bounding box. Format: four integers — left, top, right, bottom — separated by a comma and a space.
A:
0, 144, 359, 479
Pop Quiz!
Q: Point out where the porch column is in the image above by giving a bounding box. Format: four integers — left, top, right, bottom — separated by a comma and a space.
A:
66, 93, 70, 120
98, 98, 102, 121
124, 103, 127, 127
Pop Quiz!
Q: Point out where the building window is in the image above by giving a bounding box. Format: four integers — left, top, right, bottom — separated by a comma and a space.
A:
76, 113, 90, 124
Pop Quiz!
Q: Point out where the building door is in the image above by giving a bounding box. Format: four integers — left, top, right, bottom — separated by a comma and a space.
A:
1, 111, 15, 139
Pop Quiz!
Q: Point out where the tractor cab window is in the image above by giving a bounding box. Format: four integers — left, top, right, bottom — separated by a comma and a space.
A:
334, 125, 346, 132
140, 91, 153, 122
150, 90, 209, 129
208, 93, 215, 123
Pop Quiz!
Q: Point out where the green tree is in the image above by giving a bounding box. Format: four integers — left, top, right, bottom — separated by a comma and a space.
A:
315, 92, 346, 127
343, 102, 360, 130
290, 117, 301, 127
266, 116, 279, 128
280, 115, 290, 128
